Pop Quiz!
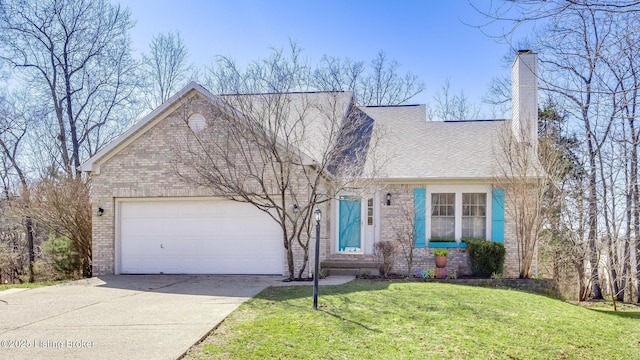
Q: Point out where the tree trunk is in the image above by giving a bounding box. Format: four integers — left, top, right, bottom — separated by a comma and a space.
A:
587, 133, 603, 299
637, 243, 640, 303
64, 69, 82, 178
284, 230, 295, 280
627, 113, 640, 303
608, 243, 621, 301
576, 260, 588, 301
25, 217, 35, 283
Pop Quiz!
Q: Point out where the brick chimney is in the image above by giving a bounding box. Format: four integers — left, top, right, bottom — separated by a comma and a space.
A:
511, 50, 538, 150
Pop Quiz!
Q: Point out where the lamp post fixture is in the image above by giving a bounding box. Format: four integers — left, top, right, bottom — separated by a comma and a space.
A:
313, 207, 322, 310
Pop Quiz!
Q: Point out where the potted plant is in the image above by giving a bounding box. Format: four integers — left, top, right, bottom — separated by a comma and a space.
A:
433, 249, 449, 268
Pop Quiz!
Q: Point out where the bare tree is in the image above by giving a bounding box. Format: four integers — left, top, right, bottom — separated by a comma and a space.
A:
359, 52, 425, 106
313, 56, 365, 97
27, 174, 91, 277
0, 92, 92, 279
495, 119, 563, 278
605, 19, 640, 303
180, 49, 385, 280
428, 79, 481, 121
471, 0, 640, 39
536, 102, 597, 300
0, 0, 139, 177
474, 0, 640, 303
392, 201, 419, 276
374, 241, 399, 278
142, 31, 193, 110
313, 51, 425, 106
0, 92, 36, 281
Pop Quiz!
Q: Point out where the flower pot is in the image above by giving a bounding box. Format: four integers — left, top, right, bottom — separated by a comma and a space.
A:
435, 255, 447, 268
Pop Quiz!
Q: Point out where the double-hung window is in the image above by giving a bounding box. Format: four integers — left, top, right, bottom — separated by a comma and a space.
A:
462, 193, 486, 239
426, 187, 491, 243
431, 193, 455, 238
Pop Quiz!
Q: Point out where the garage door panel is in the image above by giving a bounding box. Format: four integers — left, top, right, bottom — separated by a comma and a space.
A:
119, 199, 283, 274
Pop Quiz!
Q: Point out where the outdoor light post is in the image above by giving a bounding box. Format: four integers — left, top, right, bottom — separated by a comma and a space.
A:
313, 207, 322, 310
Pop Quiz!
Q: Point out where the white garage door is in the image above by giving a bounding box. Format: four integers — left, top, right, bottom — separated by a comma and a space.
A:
118, 199, 284, 274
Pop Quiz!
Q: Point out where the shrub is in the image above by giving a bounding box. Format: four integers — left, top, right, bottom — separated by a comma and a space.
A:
447, 270, 458, 279
416, 268, 433, 279
435, 268, 448, 279
466, 239, 505, 278
374, 241, 398, 277
42, 234, 81, 279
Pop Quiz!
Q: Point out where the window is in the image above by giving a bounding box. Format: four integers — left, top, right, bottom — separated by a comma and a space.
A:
188, 113, 206, 132
424, 187, 492, 245
431, 193, 455, 238
462, 193, 486, 238
367, 198, 374, 225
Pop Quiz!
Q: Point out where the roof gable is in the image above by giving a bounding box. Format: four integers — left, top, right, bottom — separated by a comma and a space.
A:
80, 83, 356, 174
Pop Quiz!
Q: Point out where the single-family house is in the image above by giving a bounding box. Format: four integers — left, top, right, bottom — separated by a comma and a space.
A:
81, 51, 539, 278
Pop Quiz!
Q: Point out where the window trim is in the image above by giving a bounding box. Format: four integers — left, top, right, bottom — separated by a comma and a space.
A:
367, 197, 374, 226
187, 113, 207, 133
426, 185, 493, 243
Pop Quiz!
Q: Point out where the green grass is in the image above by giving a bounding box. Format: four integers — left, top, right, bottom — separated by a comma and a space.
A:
185, 280, 640, 359
0, 280, 70, 291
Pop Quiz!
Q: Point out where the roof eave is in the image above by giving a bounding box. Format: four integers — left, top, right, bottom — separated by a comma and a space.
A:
377, 176, 499, 183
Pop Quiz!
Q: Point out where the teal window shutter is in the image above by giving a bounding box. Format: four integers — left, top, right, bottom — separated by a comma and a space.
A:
414, 188, 426, 248
492, 188, 505, 243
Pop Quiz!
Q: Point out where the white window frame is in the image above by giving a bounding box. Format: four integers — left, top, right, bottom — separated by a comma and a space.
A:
426, 185, 493, 242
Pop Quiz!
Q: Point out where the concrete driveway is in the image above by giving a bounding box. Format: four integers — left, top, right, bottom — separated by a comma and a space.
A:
0, 275, 281, 360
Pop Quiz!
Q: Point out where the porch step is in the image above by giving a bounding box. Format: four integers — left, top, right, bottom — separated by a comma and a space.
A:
321, 259, 382, 276
325, 268, 362, 276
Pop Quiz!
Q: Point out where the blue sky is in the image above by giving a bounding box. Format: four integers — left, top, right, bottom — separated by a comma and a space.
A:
117, 0, 522, 117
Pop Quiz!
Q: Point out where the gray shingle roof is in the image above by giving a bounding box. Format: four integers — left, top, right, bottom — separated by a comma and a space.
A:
220, 91, 354, 165
81, 81, 527, 182
360, 105, 510, 180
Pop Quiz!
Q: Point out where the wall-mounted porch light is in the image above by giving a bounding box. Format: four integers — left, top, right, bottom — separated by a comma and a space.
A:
293, 204, 299, 213
97, 207, 104, 216
386, 193, 391, 206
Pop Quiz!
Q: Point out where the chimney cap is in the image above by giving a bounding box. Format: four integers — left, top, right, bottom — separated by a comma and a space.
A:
517, 49, 533, 54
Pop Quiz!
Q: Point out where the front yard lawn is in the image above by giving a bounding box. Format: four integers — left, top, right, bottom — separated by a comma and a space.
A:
185, 280, 640, 359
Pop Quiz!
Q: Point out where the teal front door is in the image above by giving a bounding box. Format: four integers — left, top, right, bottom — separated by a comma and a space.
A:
339, 196, 361, 252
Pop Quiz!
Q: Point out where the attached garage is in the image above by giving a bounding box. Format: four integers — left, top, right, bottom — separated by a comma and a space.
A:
116, 199, 284, 275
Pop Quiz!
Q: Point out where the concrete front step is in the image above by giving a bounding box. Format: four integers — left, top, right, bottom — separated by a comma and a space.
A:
324, 268, 362, 276
321, 259, 382, 276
